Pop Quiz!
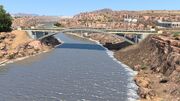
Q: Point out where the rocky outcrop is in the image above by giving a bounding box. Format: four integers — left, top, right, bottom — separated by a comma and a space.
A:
0, 30, 60, 64
151, 35, 180, 75
41, 36, 60, 48
115, 34, 180, 100
86, 33, 124, 45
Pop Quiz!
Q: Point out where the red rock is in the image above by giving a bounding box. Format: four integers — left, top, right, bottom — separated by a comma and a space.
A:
0, 43, 6, 50
28, 41, 42, 49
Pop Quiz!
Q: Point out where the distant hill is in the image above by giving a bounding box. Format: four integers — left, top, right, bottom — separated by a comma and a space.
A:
12, 15, 63, 29
11, 13, 39, 17
59, 8, 180, 29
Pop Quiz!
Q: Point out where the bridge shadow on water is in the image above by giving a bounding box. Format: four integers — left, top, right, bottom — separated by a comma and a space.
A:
57, 43, 106, 51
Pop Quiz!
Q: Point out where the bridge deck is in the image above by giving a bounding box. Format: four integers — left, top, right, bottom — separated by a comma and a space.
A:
27, 28, 157, 34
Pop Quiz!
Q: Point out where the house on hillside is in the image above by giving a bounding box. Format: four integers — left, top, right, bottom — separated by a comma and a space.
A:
157, 20, 180, 28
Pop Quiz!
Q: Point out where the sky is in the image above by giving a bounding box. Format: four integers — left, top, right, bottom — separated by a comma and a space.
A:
0, 0, 180, 16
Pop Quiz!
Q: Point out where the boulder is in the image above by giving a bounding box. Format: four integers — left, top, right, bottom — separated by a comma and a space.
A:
134, 76, 150, 88
138, 87, 156, 99
6, 52, 16, 59
0, 52, 4, 58
0, 43, 6, 50
161, 52, 180, 76
170, 87, 180, 96
28, 40, 42, 50
176, 65, 180, 72
159, 77, 169, 83
0, 32, 7, 40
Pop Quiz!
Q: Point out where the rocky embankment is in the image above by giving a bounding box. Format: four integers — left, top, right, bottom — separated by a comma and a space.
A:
0, 30, 60, 65
69, 32, 180, 101
69, 33, 132, 50
115, 34, 180, 101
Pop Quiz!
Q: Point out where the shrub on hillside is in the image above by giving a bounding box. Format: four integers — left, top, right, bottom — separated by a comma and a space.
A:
54, 22, 64, 27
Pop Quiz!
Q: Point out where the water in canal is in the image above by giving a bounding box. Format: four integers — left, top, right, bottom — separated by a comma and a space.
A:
0, 33, 138, 101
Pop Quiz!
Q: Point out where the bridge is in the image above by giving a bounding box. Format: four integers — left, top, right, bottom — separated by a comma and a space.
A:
25, 28, 158, 44
27, 27, 157, 34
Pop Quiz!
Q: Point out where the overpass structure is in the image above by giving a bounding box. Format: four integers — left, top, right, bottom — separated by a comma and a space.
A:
27, 27, 157, 34
25, 28, 158, 44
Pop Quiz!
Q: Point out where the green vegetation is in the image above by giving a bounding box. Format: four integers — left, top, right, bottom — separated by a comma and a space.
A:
6, 53, 16, 59
0, 5, 12, 32
173, 32, 180, 40
173, 32, 180, 37
54, 22, 64, 27
141, 64, 148, 70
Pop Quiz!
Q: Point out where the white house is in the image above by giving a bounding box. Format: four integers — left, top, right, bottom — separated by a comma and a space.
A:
157, 20, 180, 28
124, 18, 138, 23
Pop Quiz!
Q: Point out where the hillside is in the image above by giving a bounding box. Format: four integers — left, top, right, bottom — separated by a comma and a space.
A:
115, 34, 180, 100
12, 16, 61, 29
0, 30, 60, 64
59, 9, 180, 29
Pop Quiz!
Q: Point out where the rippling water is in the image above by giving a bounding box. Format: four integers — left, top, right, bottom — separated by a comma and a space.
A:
0, 33, 138, 101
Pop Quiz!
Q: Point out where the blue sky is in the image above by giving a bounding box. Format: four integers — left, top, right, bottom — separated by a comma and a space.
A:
0, 0, 180, 16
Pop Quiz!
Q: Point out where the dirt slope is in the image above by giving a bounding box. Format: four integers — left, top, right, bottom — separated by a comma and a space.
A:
11, 30, 32, 49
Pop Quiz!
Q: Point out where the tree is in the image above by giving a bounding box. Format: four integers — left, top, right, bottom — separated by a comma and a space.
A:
0, 5, 12, 32
54, 22, 64, 27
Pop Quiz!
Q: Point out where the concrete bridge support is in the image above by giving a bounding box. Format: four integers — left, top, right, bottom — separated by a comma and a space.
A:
26, 30, 49, 39
135, 35, 138, 43
134, 34, 150, 43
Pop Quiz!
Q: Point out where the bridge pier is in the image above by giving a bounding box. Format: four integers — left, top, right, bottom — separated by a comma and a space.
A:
26, 30, 49, 39
134, 35, 138, 43
141, 33, 149, 39
80, 30, 83, 37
